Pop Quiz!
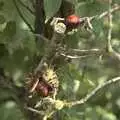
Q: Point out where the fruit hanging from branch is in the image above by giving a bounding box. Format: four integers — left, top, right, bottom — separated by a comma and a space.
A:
50, 14, 92, 33
65, 14, 81, 29
25, 65, 59, 99
65, 14, 93, 31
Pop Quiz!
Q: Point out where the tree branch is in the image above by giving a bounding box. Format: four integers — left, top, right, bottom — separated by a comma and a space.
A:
60, 53, 93, 59
25, 76, 120, 115
59, 48, 105, 60
105, 1, 120, 61
90, 4, 120, 20
98, 4, 120, 19
107, 0, 113, 52
25, 106, 44, 115
60, 4, 120, 61
65, 76, 120, 107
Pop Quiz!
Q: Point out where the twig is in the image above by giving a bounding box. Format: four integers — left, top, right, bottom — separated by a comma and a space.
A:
79, 4, 120, 60
65, 76, 120, 107
59, 48, 105, 59
43, 116, 47, 120
25, 76, 120, 120
23, 30, 50, 43
72, 48, 101, 52
107, 0, 113, 52
60, 53, 93, 59
29, 32, 49, 43
89, 5, 120, 20
105, 1, 120, 61
26, 76, 120, 112
13, 0, 34, 32
98, 4, 120, 19
25, 106, 44, 115
68, 48, 103, 56
18, 0, 35, 15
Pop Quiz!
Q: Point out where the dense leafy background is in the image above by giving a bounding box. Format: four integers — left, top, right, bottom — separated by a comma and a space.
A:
0, 0, 120, 120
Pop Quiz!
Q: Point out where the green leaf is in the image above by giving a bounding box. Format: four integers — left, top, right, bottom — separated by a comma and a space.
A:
0, 101, 25, 120
44, 0, 62, 21
0, 88, 17, 101
84, 106, 117, 120
92, 19, 104, 37
0, 15, 5, 24
0, 44, 8, 57
3, 21, 16, 37
0, 1, 4, 10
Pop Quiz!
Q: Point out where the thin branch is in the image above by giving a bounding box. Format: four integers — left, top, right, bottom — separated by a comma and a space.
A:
23, 30, 50, 42
26, 76, 120, 112
25, 76, 120, 120
85, 4, 120, 61
25, 106, 44, 115
68, 48, 103, 56
105, 1, 120, 61
72, 48, 101, 52
65, 76, 120, 107
90, 5, 120, 20
59, 48, 105, 59
18, 0, 35, 15
13, 0, 34, 32
60, 53, 93, 59
98, 4, 120, 19
27, 31, 49, 42
107, 0, 113, 52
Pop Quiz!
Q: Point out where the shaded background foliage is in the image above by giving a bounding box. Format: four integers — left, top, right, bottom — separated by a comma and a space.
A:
0, 0, 120, 120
